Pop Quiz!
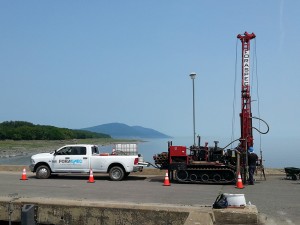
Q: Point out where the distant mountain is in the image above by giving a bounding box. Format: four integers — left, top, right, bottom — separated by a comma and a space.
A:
82, 123, 171, 139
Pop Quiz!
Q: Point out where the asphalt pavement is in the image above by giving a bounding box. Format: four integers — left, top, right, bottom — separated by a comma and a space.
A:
0, 171, 299, 225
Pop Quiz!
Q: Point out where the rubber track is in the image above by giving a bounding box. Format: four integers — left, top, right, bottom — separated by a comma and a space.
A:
175, 167, 236, 184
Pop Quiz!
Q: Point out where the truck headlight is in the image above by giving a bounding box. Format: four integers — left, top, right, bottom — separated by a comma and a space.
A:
31, 159, 35, 164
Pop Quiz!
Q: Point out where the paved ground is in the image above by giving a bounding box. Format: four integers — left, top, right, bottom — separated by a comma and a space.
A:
0, 171, 299, 225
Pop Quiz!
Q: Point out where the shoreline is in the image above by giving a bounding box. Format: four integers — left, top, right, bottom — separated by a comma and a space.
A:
0, 138, 142, 159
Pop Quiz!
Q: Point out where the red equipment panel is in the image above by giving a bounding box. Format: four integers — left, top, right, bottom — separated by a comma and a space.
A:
169, 146, 186, 156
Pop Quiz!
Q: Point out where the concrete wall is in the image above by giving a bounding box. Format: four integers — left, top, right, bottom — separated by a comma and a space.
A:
213, 206, 258, 225
0, 197, 215, 225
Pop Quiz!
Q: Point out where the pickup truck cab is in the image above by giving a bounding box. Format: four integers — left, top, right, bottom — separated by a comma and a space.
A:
29, 144, 143, 181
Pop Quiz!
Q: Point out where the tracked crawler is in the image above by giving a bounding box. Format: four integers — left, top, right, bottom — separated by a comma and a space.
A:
154, 141, 237, 184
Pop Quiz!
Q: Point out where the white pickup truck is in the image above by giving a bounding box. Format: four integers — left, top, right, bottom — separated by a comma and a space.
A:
29, 144, 143, 181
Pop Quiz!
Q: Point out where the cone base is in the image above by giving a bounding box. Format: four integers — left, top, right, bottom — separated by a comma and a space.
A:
163, 179, 170, 186
235, 186, 244, 189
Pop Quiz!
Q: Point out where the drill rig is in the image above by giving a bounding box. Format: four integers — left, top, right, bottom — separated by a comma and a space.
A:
153, 32, 269, 184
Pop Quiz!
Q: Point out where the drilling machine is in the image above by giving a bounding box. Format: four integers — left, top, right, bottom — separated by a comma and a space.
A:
153, 32, 269, 184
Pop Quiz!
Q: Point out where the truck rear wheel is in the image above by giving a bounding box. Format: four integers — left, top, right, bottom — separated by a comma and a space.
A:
36, 165, 51, 179
292, 174, 297, 180
109, 166, 125, 181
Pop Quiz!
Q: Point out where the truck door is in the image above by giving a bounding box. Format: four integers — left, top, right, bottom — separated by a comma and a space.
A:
52, 146, 89, 172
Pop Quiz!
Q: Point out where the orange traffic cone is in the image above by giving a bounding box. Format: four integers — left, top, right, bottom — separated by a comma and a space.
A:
20, 168, 28, 180
235, 172, 244, 189
88, 169, 95, 183
163, 171, 170, 186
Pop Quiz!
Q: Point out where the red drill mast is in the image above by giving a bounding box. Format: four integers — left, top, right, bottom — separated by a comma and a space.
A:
237, 32, 256, 152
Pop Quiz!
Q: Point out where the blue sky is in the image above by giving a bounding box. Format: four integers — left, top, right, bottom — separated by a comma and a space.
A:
0, 1, 299, 144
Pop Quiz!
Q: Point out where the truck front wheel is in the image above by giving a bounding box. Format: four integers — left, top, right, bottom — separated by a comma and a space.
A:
36, 165, 51, 179
109, 166, 125, 181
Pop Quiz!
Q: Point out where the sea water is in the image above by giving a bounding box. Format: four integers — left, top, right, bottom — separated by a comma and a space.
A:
132, 136, 300, 168
0, 136, 299, 168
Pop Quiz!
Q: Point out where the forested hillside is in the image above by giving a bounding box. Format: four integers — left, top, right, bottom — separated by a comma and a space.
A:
0, 121, 111, 140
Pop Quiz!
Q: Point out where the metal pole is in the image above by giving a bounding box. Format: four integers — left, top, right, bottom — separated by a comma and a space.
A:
192, 78, 196, 146
236, 151, 240, 181
244, 141, 248, 184
190, 72, 196, 146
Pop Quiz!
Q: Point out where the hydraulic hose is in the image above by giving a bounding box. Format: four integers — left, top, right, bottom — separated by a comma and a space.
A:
251, 116, 270, 134
222, 116, 269, 151
221, 138, 241, 151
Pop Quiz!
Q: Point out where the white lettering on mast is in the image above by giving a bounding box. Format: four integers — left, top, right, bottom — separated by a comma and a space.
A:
243, 50, 250, 86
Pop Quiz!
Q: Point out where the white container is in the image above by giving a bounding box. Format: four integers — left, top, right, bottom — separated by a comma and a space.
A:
223, 193, 246, 206
115, 143, 138, 155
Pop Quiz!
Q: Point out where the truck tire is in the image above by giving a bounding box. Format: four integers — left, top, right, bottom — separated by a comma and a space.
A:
109, 166, 125, 181
36, 165, 51, 179
292, 174, 297, 180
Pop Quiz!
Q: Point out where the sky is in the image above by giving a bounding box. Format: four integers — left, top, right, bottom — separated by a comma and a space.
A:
0, 0, 299, 147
